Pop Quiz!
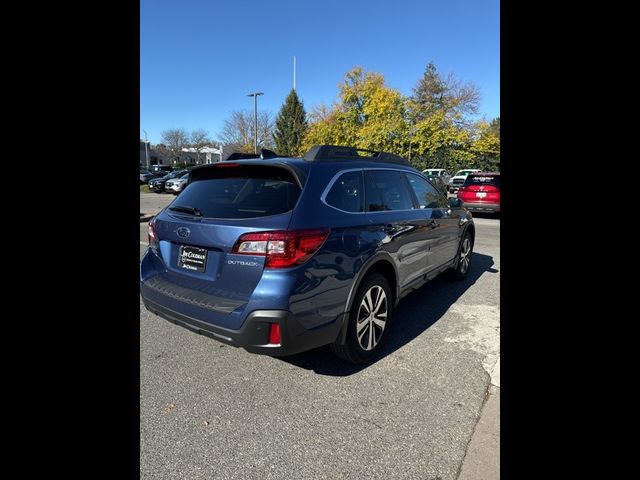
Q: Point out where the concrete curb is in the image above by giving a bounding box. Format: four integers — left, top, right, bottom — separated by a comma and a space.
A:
458, 386, 500, 479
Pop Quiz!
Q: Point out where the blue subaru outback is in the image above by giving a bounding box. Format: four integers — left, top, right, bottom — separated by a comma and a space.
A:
140, 145, 474, 364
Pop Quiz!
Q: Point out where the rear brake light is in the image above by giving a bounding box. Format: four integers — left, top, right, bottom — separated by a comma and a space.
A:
148, 217, 158, 248
232, 229, 330, 268
215, 162, 240, 168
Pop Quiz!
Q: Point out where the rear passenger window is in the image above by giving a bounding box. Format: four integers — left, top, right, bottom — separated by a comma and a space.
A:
325, 171, 364, 213
405, 173, 448, 209
364, 170, 416, 211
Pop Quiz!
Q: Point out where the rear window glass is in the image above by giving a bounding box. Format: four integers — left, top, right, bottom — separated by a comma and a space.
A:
174, 166, 301, 218
463, 175, 500, 187
325, 171, 364, 212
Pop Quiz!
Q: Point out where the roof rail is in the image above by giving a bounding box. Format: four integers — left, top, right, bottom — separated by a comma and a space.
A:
303, 145, 410, 166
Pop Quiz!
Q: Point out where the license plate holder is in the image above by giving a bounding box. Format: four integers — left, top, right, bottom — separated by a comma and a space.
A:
177, 245, 208, 272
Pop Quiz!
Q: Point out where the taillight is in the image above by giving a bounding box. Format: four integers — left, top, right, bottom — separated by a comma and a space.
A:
148, 217, 158, 249
232, 228, 330, 268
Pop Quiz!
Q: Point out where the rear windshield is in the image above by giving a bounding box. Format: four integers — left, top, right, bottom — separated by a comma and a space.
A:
463, 175, 500, 187
174, 166, 301, 219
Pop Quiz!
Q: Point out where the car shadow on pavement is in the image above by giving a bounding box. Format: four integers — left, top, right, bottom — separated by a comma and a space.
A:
277, 252, 497, 376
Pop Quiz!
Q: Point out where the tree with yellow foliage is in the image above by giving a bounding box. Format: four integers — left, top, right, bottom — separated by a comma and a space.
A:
302, 65, 499, 173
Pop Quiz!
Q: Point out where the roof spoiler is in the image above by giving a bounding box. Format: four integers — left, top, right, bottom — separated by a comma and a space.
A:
303, 145, 409, 165
225, 148, 283, 160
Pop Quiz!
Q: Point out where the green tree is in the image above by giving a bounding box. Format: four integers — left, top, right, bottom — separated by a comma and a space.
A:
489, 116, 500, 137
302, 64, 496, 174
303, 67, 407, 154
411, 61, 480, 121
470, 120, 500, 171
273, 89, 308, 156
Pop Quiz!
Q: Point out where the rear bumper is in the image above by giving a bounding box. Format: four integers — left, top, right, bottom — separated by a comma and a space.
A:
459, 201, 500, 213
141, 296, 343, 356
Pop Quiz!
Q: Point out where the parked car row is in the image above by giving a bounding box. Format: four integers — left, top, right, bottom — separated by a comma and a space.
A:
148, 169, 188, 193
140, 165, 179, 185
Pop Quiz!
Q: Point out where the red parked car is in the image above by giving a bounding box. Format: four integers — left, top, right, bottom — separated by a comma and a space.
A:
457, 172, 500, 213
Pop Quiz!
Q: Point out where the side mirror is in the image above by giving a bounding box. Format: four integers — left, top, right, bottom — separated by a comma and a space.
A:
448, 197, 463, 208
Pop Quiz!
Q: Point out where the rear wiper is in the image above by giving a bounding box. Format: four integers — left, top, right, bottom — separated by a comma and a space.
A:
169, 205, 203, 217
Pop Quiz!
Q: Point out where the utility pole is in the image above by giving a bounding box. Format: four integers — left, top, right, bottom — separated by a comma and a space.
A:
247, 92, 264, 154
142, 129, 150, 169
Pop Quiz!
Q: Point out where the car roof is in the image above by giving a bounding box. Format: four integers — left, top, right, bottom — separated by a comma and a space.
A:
189, 155, 421, 188
468, 172, 500, 176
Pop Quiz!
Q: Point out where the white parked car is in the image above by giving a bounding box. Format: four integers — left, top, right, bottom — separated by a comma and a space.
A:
448, 169, 481, 193
422, 168, 451, 184
165, 173, 189, 195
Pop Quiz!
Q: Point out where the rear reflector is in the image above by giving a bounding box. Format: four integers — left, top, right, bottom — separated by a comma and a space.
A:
268, 323, 281, 345
232, 229, 330, 268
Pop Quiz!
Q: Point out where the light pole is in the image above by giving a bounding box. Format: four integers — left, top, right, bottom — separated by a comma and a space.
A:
247, 92, 264, 154
142, 130, 150, 169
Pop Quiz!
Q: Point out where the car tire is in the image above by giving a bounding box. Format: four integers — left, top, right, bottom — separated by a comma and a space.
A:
449, 231, 473, 280
330, 273, 393, 364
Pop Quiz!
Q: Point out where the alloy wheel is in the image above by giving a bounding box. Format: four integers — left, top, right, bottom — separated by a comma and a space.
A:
356, 285, 388, 351
459, 237, 471, 274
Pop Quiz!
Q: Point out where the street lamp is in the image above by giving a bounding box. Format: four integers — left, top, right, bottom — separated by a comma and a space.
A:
142, 129, 150, 169
247, 92, 264, 154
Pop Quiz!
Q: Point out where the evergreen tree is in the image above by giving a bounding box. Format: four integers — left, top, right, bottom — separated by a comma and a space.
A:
411, 61, 480, 121
273, 89, 308, 156
489, 117, 500, 138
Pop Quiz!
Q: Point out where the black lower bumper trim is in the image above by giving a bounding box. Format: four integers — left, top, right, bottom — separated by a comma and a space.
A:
142, 298, 342, 356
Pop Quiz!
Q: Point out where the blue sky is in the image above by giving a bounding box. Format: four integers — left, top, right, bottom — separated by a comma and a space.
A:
140, 0, 499, 145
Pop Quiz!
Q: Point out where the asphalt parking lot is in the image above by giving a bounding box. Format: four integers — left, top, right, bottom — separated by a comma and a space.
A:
139, 192, 500, 479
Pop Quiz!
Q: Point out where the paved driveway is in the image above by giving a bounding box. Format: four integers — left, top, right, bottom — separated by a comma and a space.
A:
139, 196, 500, 479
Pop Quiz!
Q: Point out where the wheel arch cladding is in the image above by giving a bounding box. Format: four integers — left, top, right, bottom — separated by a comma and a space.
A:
335, 258, 398, 345
364, 260, 398, 307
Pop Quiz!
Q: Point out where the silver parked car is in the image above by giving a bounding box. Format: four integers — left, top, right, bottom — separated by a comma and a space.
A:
140, 169, 155, 184
164, 173, 189, 194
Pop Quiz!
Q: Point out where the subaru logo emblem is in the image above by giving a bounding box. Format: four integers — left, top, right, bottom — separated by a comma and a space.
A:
177, 227, 191, 238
